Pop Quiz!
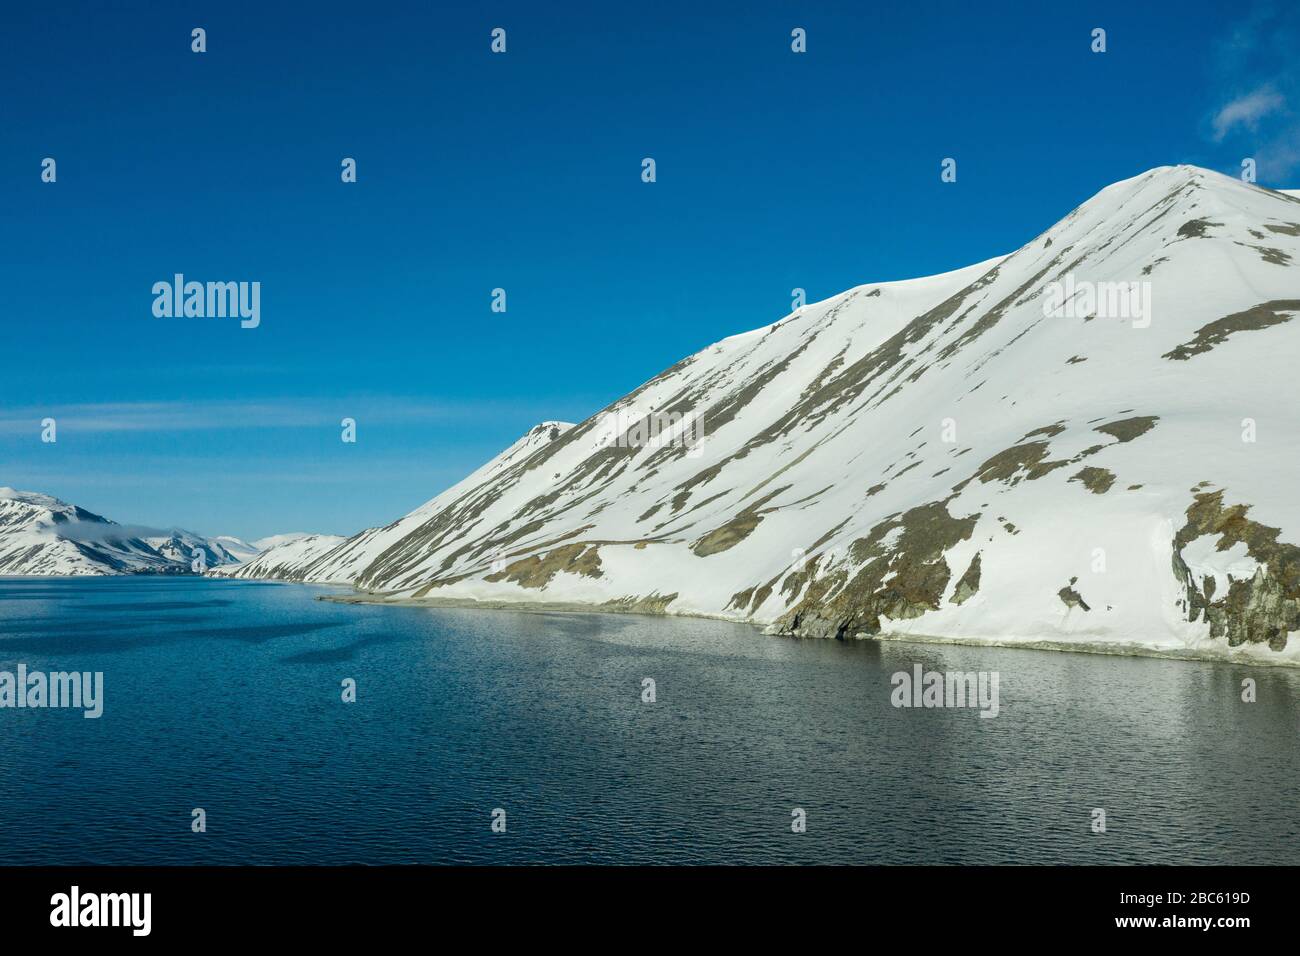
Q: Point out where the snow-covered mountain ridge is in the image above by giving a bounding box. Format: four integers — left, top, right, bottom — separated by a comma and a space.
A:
0, 487, 255, 576
93, 167, 1300, 661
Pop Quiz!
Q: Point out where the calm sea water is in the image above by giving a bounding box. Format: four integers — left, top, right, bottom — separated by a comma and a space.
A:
0, 576, 1296, 865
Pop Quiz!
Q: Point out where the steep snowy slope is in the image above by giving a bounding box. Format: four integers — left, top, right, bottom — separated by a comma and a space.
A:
232, 166, 1300, 662
0, 487, 252, 575
212, 533, 346, 581
221, 422, 575, 582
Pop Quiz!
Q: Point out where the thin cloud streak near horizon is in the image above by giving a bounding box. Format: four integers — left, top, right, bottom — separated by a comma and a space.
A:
0, 397, 586, 436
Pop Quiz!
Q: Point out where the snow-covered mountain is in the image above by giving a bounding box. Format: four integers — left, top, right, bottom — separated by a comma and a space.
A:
144, 167, 1300, 661
213, 533, 346, 581
0, 487, 255, 576
209, 535, 262, 564
219, 422, 575, 583
250, 532, 314, 552
145, 530, 259, 570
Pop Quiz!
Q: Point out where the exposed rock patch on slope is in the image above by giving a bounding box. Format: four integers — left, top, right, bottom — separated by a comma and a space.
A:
1162, 300, 1300, 360
1173, 489, 1300, 651
771, 499, 981, 640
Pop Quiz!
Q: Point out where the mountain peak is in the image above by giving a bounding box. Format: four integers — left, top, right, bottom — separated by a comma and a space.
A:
0, 486, 67, 509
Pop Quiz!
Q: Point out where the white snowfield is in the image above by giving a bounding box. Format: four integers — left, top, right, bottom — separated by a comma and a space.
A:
210, 532, 346, 580
55, 166, 1300, 663
250, 532, 314, 552
0, 486, 255, 576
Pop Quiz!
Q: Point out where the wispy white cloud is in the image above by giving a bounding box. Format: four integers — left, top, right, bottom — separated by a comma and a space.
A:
1211, 86, 1286, 141
49, 520, 178, 543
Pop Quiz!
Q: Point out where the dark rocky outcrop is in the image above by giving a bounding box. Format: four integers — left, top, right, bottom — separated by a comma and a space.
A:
769, 499, 979, 640
1172, 490, 1300, 651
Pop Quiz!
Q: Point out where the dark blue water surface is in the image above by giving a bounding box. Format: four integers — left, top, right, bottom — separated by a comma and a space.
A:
0, 576, 1296, 864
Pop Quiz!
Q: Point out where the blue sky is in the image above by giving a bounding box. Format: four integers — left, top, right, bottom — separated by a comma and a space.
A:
3, 0, 1297, 541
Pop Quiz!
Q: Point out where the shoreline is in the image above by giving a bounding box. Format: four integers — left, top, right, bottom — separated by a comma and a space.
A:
319, 590, 1300, 669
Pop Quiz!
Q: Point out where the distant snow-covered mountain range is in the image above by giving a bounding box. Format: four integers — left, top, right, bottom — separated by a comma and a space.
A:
0, 487, 256, 575
10, 165, 1300, 663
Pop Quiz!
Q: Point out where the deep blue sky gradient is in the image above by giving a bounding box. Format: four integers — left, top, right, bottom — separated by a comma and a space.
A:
3, 0, 1297, 539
